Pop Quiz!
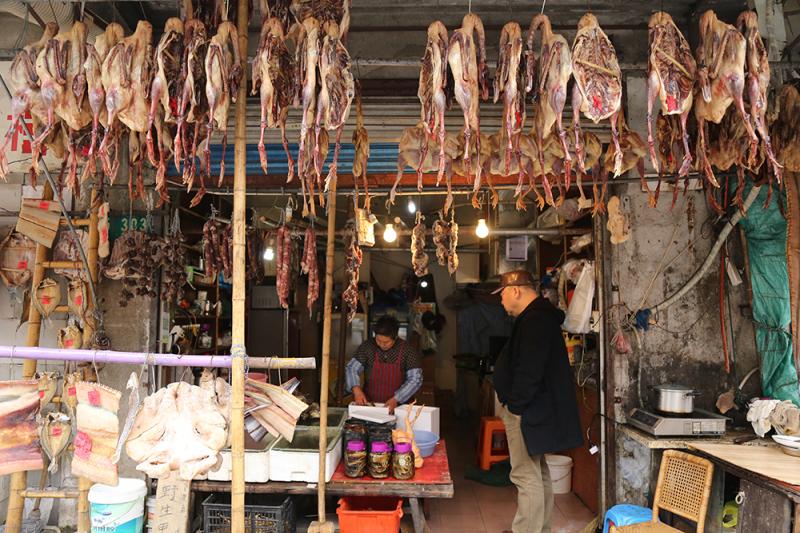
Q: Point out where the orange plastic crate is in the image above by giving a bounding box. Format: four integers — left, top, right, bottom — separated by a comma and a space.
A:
336, 497, 404, 533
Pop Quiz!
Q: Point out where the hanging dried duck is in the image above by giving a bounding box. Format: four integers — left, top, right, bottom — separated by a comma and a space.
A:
418, 21, 449, 184
352, 82, 371, 212
38, 412, 72, 473
343, 221, 362, 322
411, 214, 429, 277
276, 225, 292, 309
33, 278, 60, 319
598, 111, 648, 214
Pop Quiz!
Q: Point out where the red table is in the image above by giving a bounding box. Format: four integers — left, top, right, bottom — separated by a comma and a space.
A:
331, 439, 452, 486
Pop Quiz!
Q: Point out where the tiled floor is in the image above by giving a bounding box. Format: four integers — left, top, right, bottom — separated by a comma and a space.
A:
418, 396, 597, 533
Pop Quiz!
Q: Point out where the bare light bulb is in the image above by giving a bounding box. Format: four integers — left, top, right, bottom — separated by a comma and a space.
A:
263, 246, 275, 261
383, 223, 397, 243
420, 280, 429, 288
476, 218, 490, 239
407, 198, 417, 214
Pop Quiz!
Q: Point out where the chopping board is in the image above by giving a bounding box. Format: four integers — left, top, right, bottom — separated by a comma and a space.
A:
689, 443, 800, 485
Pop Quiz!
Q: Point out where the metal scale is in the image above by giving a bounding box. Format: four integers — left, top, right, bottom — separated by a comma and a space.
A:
629, 408, 728, 437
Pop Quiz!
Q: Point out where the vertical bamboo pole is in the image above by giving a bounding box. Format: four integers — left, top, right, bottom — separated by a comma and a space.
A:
318, 183, 337, 523
77, 189, 100, 533
230, 1, 249, 531
5, 183, 54, 533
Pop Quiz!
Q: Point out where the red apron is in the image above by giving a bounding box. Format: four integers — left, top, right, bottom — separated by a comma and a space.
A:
365, 344, 405, 404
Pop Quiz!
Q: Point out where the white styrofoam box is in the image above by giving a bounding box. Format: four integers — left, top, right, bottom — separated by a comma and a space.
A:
269, 428, 342, 483
394, 405, 440, 436
208, 436, 276, 483
347, 404, 395, 424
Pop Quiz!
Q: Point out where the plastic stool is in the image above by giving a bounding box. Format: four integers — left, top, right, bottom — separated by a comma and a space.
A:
603, 504, 653, 533
477, 417, 509, 470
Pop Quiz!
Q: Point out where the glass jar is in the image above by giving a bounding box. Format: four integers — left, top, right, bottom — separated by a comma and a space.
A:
344, 440, 367, 478
392, 441, 415, 480
368, 441, 392, 479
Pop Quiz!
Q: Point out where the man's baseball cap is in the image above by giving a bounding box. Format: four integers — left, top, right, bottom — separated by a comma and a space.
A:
491, 270, 535, 294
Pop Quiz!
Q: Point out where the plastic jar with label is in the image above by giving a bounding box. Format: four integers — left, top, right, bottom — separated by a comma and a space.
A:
392, 441, 415, 480
368, 441, 392, 479
344, 440, 367, 478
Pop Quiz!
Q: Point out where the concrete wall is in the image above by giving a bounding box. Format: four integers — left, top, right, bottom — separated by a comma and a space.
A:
609, 76, 760, 504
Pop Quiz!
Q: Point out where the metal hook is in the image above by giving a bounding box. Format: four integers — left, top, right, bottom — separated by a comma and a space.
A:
541, 0, 547, 14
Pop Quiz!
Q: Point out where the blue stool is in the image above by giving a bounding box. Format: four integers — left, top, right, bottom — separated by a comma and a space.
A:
603, 504, 653, 533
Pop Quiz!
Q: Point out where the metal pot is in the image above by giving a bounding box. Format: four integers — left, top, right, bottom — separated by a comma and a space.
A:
653, 384, 699, 414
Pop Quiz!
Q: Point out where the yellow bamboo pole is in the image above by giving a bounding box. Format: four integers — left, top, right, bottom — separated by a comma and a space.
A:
230, 1, 249, 531
5, 182, 53, 533
317, 181, 337, 525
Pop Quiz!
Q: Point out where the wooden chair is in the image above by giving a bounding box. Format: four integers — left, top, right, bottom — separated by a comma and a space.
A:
611, 450, 714, 533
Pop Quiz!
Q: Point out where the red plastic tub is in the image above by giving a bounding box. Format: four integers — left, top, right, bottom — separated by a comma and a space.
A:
336, 497, 403, 533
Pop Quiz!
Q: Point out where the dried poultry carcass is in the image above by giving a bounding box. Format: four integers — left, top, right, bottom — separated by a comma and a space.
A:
694, 10, 758, 188
656, 114, 692, 208
771, 83, 800, 173
645, 12, 695, 179
175, 19, 210, 205
342, 221, 362, 322
494, 22, 525, 178
99, 21, 153, 184
411, 214, 429, 277
518, 131, 569, 210
452, 131, 493, 209
147, 18, 185, 204
526, 14, 573, 204
432, 216, 458, 275
34, 21, 92, 191
294, 17, 321, 205
82, 23, 125, 182
252, 15, 297, 180
598, 112, 648, 214
0, 380, 43, 476
352, 82, 371, 211
737, 10, 782, 183
315, 20, 354, 199
418, 21, 449, 183
447, 13, 489, 190
262, 0, 293, 31
126, 381, 229, 480
392, 124, 461, 214
298, 127, 328, 217
0, 22, 59, 180
290, 0, 351, 42
205, 21, 243, 187
565, 127, 602, 211
487, 127, 530, 206
300, 226, 318, 314
571, 14, 623, 181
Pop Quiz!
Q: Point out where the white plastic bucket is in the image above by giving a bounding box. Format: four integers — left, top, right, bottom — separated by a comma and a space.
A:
546, 454, 573, 494
88, 478, 147, 533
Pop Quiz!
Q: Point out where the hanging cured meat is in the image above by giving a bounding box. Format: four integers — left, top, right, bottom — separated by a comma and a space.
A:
432, 216, 459, 275
253, 13, 297, 179
0, 380, 43, 476
411, 214, 429, 277
294, 18, 322, 209
342, 221, 361, 322
494, 22, 525, 178
527, 14, 572, 205
352, 83, 370, 211
571, 14, 623, 185
205, 21, 242, 187
0, 22, 59, 180
276, 225, 292, 308
645, 12, 695, 178
447, 13, 489, 192
126, 380, 229, 480
71, 382, 121, 486
694, 10, 758, 189
418, 21, 449, 183
290, 0, 351, 42
300, 226, 319, 314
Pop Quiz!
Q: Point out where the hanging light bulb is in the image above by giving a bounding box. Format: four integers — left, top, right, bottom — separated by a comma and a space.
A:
420, 280, 429, 288
383, 223, 397, 243
407, 198, 417, 214
476, 218, 490, 239
263, 245, 275, 261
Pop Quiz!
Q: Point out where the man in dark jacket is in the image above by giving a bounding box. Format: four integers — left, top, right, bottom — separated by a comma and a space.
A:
491, 270, 582, 533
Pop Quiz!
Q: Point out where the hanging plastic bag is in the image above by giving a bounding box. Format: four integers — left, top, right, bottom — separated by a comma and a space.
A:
563, 261, 595, 333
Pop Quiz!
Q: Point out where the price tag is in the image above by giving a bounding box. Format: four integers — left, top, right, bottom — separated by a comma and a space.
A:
38, 201, 50, 210
152, 471, 191, 533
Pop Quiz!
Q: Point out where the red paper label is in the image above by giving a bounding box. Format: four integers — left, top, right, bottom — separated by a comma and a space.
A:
74, 295, 83, 307
74, 431, 92, 459
68, 386, 76, 396
591, 94, 602, 111
38, 201, 49, 210
64, 339, 74, 347
87, 389, 100, 406
40, 296, 52, 305
17, 260, 27, 270
666, 95, 678, 113
38, 390, 44, 398
100, 227, 109, 241
51, 427, 62, 437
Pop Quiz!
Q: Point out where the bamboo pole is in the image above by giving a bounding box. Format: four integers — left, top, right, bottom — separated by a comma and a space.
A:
317, 181, 337, 524
5, 182, 53, 533
230, 0, 249, 531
